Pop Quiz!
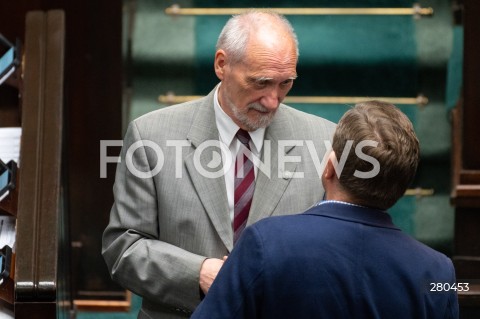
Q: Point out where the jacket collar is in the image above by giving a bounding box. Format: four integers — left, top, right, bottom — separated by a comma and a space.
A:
304, 201, 401, 230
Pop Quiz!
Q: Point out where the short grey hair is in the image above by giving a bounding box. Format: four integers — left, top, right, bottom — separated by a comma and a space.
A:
216, 10, 299, 64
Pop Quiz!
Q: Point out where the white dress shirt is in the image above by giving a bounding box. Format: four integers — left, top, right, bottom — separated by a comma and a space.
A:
213, 84, 265, 222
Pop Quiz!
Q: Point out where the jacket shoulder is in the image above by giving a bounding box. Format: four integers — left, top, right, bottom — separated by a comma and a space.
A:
127, 97, 208, 139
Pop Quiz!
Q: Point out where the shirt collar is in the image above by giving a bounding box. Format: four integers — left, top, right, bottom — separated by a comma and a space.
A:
307, 201, 397, 230
213, 84, 265, 153
315, 200, 365, 208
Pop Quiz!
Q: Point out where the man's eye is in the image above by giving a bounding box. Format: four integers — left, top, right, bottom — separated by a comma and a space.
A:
256, 81, 268, 88
281, 79, 293, 86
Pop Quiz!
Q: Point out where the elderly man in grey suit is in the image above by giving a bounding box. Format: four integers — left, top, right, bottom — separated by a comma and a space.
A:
102, 10, 336, 318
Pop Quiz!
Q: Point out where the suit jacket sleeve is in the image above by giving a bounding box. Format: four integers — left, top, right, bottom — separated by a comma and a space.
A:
102, 121, 206, 313
446, 259, 460, 319
192, 225, 264, 319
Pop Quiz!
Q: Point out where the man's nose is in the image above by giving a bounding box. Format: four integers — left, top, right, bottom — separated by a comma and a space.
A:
260, 88, 281, 110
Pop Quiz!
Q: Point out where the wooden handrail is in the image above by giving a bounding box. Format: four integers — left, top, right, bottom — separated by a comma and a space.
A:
158, 93, 429, 107
165, 4, 433, 17
405, 188, 434, 197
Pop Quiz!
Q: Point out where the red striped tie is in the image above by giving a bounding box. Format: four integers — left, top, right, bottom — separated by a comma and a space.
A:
233, 129, 255, 244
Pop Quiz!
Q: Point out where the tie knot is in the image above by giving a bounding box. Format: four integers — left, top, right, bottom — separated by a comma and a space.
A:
236, 129, 251, 146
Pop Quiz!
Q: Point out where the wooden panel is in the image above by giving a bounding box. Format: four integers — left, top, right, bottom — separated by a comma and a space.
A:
451, 0, 480, 311
1, 0, 126, 307
15, 10, 64, 301
463, 0, 480, 169
0, 87, 21, 127
460, 170, 480, 185
454, 209, 480, 257
15, 302, 57, 318
458, 284, 480, 308
63, 0, 124, 302
456, 185, 480, 197
74, 290, 132, 312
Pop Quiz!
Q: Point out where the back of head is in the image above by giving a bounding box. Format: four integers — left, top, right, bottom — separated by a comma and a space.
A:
332, 100, 419, 210
216, 10, 299, 65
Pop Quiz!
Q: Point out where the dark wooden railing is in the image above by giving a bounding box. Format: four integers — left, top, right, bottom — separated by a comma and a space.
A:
0, 10, 73, 318
451, 0, 480, 311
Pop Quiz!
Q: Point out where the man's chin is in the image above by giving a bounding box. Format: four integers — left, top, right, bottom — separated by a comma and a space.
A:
235, 108, 276, 130
249, 115, 275, 130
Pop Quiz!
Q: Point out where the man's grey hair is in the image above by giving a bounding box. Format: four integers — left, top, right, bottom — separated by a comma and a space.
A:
216, 10, 299, 64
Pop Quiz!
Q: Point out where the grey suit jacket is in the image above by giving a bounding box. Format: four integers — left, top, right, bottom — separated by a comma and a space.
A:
102, 87, 336, 318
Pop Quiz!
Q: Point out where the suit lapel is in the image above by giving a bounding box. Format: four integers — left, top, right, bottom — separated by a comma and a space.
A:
248, 105, 298, 224
183, 97, 301, 248
185, 89, 233, 250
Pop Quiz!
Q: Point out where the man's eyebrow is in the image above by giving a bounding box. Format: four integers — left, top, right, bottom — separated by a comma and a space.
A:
248, 75, 298, 83
250, 76, 274, 83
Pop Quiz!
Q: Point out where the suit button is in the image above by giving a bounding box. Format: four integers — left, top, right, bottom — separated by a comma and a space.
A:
282, 170, 293, 179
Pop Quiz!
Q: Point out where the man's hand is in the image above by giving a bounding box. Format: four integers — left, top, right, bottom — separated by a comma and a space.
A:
199, 257, 226, 294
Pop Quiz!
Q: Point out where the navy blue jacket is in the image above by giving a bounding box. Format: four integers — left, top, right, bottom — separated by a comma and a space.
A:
192, 202, 459, 319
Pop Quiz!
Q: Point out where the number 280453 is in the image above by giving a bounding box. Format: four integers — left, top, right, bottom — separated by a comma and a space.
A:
430, 282, 469, 292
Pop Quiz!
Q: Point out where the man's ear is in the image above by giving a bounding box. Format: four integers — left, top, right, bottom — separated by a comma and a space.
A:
214, 50, 227, 80
323, 151, 337, 181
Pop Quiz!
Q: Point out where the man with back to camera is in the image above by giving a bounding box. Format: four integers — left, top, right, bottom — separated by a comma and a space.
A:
102, 10, 336, 318
191, 100, 459, 319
